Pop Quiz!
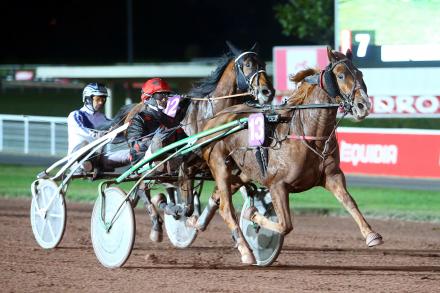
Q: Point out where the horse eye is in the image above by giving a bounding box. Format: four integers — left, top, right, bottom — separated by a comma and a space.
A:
337, 73, 345, 80
245, 62, 252, 68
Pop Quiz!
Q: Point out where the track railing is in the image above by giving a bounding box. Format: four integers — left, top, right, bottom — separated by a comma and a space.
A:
0, 114, 67, 156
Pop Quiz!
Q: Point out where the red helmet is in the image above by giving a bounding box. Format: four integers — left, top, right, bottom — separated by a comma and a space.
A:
140, 78, 172, 102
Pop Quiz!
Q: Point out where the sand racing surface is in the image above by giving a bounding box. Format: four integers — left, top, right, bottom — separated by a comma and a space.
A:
1, 198, 439, 292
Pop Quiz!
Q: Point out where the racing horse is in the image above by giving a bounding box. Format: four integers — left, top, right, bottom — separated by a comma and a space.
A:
198, 47, 383, 264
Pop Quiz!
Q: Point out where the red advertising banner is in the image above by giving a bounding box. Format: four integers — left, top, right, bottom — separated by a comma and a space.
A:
337, 128, 440, 179
273, 46, 328, 103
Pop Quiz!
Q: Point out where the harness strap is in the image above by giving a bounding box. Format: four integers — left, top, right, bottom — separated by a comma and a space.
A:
249, 70, 266, 86
319, 70, 325, 89
189, 92, 252, 101
234, 51, 257, 63
288, 134, 329, 141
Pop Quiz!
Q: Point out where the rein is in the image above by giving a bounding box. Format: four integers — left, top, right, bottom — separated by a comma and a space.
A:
189, 92, 252, 101
225, 102, 340, 115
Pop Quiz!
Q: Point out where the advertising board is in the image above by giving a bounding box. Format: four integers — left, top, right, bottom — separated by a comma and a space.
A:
337, 128, 440, 179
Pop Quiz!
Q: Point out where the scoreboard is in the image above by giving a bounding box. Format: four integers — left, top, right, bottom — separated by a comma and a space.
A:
335, 0, 440, 68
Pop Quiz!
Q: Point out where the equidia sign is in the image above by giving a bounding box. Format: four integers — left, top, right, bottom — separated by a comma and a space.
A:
337, 127, 440, 178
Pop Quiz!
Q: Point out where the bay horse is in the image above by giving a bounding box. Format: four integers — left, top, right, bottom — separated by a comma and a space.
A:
197, 47, 382, 264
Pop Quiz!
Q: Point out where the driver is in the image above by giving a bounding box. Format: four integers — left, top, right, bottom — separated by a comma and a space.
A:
67, 82, 110, 154
126, 77, 189, 168
125, 78, 190, 243
67, 82, 130, 174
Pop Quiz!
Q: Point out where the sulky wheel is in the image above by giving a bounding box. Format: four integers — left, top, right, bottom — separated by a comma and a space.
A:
30, 179, 67, 249
91, 187, 135, 268
239, 188, 284, 266
164, 189, 200, 248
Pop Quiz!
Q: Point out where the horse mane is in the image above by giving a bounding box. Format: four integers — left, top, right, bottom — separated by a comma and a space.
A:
188, 52, 234, 98
290, 68, 318, 83
287, 68, 320, 105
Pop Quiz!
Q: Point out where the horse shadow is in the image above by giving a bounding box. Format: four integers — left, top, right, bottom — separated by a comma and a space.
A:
123, 245, 440, 272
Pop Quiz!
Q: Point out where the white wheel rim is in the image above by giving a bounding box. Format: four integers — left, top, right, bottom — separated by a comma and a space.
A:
91, 187, 135, 268
240, 192, 284, 266
30, 179, 66, 249
164, 192, 199, 248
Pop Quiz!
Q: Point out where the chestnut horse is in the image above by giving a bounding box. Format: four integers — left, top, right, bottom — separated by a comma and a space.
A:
198, 47, 382, 264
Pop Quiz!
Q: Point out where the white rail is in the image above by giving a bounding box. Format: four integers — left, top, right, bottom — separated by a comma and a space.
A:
0, 114, 68, 156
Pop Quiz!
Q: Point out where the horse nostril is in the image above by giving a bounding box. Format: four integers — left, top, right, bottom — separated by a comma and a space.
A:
357, 103, 364, 110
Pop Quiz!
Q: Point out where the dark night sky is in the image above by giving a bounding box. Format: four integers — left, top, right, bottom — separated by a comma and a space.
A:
1, 0, 301, 65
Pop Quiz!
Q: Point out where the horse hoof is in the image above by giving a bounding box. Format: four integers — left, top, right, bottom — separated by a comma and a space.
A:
242, 206, 258, 221
241, 253, 256, 265
150, 230, 163, 243
366, 232, 383, 247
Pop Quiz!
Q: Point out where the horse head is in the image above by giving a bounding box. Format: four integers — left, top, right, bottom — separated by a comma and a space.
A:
226, 41, 274, 104
325, 47, 371, 121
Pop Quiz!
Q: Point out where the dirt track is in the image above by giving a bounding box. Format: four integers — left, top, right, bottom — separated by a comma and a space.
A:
1, 198, 439, 292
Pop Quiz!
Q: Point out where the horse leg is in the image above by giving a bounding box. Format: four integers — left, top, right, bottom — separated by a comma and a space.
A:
217, 182, 255, 264
136, 184, 163, 243
187, 174, 242, 231
210, 152, 255, 264
325, 172, 383, 247
242, 182, 293, 235
177, 160, 194, 217
187, 187, 219, 231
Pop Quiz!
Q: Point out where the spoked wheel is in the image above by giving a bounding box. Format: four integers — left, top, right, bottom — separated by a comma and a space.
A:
91, 187, 135, 268
239, 188, 284, 266
30, 179, 66, 249
164, 182, 201, 248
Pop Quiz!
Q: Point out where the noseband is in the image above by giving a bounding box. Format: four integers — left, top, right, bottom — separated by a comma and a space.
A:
234, 51, 266, 97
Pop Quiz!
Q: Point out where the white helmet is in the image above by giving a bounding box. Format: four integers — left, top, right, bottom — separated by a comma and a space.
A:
82, 83, 108, 112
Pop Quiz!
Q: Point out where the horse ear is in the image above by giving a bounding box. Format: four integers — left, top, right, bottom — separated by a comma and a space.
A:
346, 48, 353, 61
249, 42, 260, 53
226, 40, 241, 56
327, 46, 337, 63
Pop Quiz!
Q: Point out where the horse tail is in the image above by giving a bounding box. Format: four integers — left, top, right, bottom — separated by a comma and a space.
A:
97, 104, 136, 131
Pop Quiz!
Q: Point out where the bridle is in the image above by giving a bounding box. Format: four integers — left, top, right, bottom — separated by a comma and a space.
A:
233, 51, 267, 97
321, 58, 365, 114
